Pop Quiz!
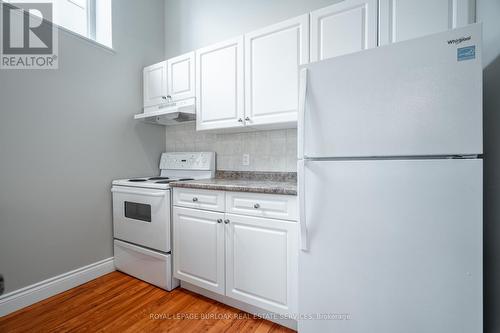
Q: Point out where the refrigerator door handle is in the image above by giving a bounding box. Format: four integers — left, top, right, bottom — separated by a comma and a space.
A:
298, 159, 308, 251
297, 68, 307, 160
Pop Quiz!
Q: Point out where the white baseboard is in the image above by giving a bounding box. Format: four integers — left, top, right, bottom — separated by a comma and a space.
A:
181, 281, 297, 331
0, 257, 115, 317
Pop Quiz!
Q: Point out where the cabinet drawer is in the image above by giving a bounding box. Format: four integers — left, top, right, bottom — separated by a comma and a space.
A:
114, 240, 178, 291
173, 188, 225, 212
226, 192, 297, 221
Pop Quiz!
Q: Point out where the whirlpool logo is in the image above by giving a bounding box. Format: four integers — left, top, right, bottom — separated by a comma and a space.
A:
1, 2, 58, 69
447, 36, 472, 45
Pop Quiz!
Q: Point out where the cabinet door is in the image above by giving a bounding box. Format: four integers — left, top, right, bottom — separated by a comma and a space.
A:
143, 61, 167, 108
244, 14, 309, 127
310, 0, 377, 62
173, 207, 225, 295
167, 51, 195, 101
196, 37, 244, 131
379, 0, 475, 45
225, 213, 298, 315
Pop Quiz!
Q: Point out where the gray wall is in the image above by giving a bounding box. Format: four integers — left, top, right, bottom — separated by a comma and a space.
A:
0, 0, 166, 293
478, 0, 500, 332
164, 0, 342, 172
164, 0, 342, 58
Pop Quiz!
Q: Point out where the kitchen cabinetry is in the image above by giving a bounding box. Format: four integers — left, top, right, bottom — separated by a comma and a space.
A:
143, 61, 167, 109
378, 0, 476, 45
310, 0, 377, 62
167, 51, 195, 101
173, 188, 225, 212
172, 207, 225, 294
225, 213, 297, 315
172, 188, 298, 315
195, 37, 245, 131
143, 0, 477, 128
244, 14, 309, 127
143, 52, 194, 112
225, 191, 298, 221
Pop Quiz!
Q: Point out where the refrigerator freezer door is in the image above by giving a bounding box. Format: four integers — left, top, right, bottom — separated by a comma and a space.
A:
301, 24, 482, 159
298, 159, 482, 333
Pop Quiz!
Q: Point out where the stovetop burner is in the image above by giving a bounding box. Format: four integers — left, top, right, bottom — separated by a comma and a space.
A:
154, 178, 194, 184
148, 177, 170, 180
129, 178, 147, 182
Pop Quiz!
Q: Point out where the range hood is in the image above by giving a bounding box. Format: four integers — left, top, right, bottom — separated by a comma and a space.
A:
134, 98, 196, 125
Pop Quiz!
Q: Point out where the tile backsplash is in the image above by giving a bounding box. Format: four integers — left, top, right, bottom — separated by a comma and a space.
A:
165, 123, 297, 172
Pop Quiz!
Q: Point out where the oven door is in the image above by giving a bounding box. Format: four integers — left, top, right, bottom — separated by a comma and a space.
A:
111, 186, 171, 252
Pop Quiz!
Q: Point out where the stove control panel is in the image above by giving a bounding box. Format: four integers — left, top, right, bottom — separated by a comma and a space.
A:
160, 152, 216, 170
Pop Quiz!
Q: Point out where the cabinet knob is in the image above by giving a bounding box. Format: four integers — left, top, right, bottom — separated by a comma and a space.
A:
192, 197, 198, 202
245, 117, 251, 121
224, 219, 230, 224
238, 118, 243, 122
217, 219, 222, 224
254, 203, 260, 209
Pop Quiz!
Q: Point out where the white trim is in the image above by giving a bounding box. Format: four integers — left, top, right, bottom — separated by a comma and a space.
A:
56, 23, 115, 54
0, 257, 115, 317
1, 1, 114, 53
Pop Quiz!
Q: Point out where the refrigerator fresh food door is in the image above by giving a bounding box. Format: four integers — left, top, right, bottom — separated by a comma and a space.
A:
298, 158, 482, 333
299, 24, 482, 159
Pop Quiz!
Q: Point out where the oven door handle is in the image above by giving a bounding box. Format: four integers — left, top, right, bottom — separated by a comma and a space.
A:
111, 187, 166, 197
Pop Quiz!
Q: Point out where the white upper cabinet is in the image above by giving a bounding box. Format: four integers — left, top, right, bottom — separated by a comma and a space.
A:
378, 0, 476, 45
167, 51, 195, 101
244, 14, 309, 127
310, 0, 377, 62
196, 37, 245, 131
143, 61, 167, 109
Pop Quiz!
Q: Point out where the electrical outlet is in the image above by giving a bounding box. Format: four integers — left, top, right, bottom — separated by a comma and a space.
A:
242, 154, 250, 166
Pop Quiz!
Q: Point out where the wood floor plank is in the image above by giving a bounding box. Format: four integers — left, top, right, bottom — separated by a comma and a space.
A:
0, 272, 295, 333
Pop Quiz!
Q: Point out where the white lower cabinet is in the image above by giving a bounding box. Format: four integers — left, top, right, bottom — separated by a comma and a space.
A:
173, 189, 298, 315
225, 213, 297, 315
172, 207, 225, 295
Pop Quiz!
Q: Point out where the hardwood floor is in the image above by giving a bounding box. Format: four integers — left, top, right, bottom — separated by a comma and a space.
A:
0, 272, 295, 333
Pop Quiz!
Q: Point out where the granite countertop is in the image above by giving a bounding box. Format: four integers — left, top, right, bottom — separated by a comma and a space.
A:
170, 171, 297, 195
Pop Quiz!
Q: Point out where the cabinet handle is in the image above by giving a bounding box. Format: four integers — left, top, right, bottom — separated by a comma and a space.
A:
217, 219, 222, 223
224, 219, 230, 224
245, 117, 250, 121
238, 118, 243, 122
254, 203, 260, 209
192, 197, 198, 202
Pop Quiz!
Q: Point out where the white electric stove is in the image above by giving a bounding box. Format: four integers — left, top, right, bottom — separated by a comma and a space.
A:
111, 152, 215, 290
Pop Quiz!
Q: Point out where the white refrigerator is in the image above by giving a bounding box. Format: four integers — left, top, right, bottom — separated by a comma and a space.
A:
297, 24, 483, 333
